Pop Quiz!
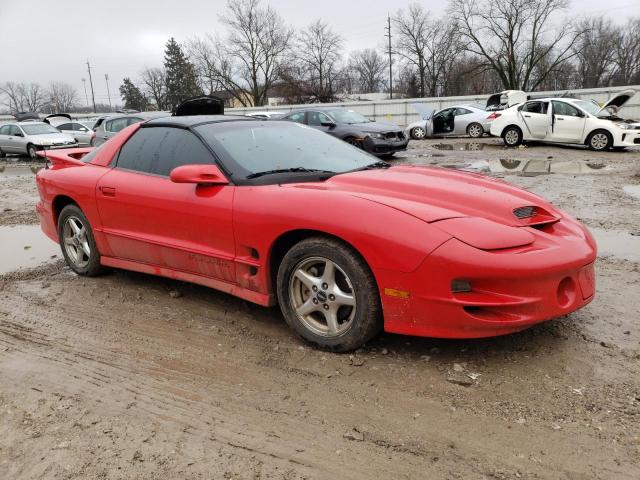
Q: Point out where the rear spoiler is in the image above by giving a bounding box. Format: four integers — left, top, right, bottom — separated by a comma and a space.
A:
36, 147, 92, 166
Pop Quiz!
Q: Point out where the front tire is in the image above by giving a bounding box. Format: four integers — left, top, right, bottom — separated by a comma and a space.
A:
467, 122, 484, 138
277, 237, 383, 352
344, 136, 363, 149
502, 126, 523, 147
57, 204, 104, 276
0, 147, 5, 158
587, 130, 612, 151
410, 126, 426, 140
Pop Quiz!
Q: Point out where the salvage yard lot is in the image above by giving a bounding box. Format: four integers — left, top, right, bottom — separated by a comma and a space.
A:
1, 138, 639, 479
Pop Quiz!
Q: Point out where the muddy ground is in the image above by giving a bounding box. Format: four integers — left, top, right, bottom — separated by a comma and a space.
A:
1, 138, 639, 479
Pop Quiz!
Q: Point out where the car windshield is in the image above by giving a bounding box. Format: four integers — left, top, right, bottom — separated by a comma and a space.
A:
326, 109, 372, 124
20, 123, 61, 135
572, 100, 601, 116
196, 121, 377, 181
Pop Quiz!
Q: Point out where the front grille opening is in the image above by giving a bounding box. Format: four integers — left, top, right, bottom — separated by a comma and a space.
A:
513, 206, 536, 219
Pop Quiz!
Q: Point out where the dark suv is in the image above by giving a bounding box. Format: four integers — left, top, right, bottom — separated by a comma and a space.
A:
281, 107, 408, 156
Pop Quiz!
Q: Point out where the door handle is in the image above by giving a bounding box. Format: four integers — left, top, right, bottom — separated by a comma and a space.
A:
557, 117, 564, 121
99, 186, 116, 197
524, 115, 531, 118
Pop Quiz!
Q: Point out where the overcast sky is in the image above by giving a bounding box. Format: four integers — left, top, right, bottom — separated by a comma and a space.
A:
2, 0, 639, 106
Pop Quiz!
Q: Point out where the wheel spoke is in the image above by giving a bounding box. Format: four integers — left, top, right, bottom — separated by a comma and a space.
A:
296, 298, 318, 316
333, 289, 355, 307
325, 308, 339, 333
68, 218, 81, 236
294, 269, 318, 290
80, 241, 91, 257
321, 260, 335, 285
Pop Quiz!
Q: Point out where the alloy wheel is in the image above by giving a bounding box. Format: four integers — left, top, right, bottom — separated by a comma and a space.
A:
591, 133, 609, 150
411, 127, 426, 139
63, 216, 91, 269
505, 129, 519, 146
289, 256, 356, 337
468, 124, 482, 138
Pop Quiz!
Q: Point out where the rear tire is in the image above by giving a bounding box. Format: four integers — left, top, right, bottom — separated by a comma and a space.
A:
27, 144, 38, 160
502, 126, 523, 147
57, 204, 104, 276
467, 122, 484, 138
586, 130, 612, 151
276, 237, 383, 352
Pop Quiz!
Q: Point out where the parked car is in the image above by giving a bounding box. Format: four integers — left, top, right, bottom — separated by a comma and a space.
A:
0, 121, 77, 159
489, 89, 640, 151
55, 121, 95, 146
406, 104, 493, 140
92, 111, 168, 146
245, 111, 286, 119
280, 107, 408, 156
36, 116, 595, 351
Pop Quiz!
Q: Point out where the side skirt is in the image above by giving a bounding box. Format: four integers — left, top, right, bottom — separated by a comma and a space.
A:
100, 256, 275, 307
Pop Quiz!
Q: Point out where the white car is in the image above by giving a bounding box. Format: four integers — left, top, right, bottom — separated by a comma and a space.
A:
406, 104, 493, 139
489, 89, 640, 151
245, 111, 285, 119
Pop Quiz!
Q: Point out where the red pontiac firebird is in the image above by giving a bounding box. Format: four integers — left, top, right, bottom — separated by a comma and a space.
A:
35, 115, 597, 351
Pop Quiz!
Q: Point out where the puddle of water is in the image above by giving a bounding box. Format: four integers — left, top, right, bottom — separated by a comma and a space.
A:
0, 225, 60, 274
590, 228, 640, 263
454, 158, 608, 175
432, 143, 490, 151
623, 184, 640, 200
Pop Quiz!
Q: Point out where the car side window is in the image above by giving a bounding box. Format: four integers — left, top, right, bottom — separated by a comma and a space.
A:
455, 108, 472, 116
116, 126, 215, 177
57, 123, 71, 131
522, 101, 549, 114
308, 112, 331, 126
127, 117, 143, 127
10, 125, 22, 135
105, 118, 129, 133
552, 101, 581, 117
72, 123, 86, 131
0, 125, 10, 135
286, 112, 306, 124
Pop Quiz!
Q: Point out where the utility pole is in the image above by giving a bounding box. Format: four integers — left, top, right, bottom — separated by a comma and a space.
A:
81, 78, 89, 107
105, 74, 112, 111
385, 14, 393, 99
86, 60, 97, 113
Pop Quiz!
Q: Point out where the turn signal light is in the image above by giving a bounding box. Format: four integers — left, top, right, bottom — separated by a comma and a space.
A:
486, 112, 502, 120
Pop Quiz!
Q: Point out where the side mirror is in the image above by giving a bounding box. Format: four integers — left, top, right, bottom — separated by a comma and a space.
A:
79, 128, 88, 132
170, 164, 228, 186
320, 121, 336, 128
14, 132, 24, 137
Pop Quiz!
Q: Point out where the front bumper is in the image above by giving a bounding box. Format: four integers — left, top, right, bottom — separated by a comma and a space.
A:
614, 129, 640, 147
363, 135, 409, 155
37, 143, 79, 151
377, 219, 597, 338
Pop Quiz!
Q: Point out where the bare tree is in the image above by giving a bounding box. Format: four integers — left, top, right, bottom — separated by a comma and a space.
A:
573, 18, 618, 88
393, 4, 460, 97
0, 82, 47, 112
294, 19, 344, 102
349, 49, 387, 93
613, 18, 640, 85
202, 0, 294, 106
140, 67, 167, 110
47, 82, 79, 112
449, 0, 584, 91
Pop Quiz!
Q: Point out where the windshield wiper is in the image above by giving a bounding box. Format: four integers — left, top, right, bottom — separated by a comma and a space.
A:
359, 161, 391, 170
246, 167, 335, 179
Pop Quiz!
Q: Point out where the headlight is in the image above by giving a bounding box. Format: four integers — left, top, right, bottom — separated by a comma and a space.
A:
40, 140, 52, 146
364, 132, 384, 139
614, 122, 631, 130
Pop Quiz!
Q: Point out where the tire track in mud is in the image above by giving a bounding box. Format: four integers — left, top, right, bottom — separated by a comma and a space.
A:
1, 271, 638, 479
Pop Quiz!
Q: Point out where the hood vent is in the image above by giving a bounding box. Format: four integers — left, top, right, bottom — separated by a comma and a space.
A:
513, 206, 536, 219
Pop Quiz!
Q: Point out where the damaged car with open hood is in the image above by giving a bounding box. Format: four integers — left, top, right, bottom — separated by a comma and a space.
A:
490, 89, 640, 151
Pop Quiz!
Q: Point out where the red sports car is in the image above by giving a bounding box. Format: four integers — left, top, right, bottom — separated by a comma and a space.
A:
35, 115, 597, 351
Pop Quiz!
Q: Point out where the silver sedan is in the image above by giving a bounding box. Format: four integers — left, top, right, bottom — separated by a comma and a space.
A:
406, 104, 493, 140
0, 122, 77, 159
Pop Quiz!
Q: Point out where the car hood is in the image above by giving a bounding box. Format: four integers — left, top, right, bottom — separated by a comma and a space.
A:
410, 103, 435, 120
30, 133, 76, 144
315, 165, 560, 227
347, 121, 402, 132
597, 89, 637, 115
